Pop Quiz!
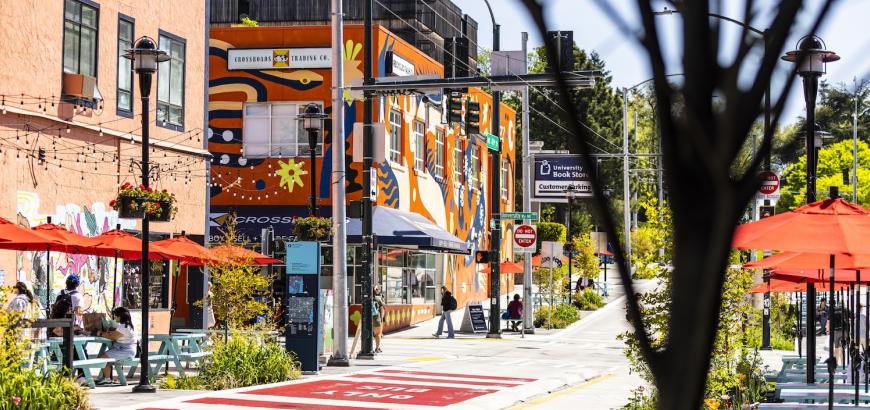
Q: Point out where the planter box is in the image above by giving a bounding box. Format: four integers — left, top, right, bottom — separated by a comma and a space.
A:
149, 200, 173, 222
118, 196, 145, 219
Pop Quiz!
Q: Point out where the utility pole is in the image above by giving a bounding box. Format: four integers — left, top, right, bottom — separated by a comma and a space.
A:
632, 111, 638, 229
520, 32, 534, 335
358, 0, 375, 359
328, 0, 349, 367
484, 0, 502, 338
854, 77, 860, 202
622, 88, 632, 274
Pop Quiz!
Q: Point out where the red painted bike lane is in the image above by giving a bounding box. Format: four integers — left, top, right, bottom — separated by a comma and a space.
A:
135, 369, 537, 409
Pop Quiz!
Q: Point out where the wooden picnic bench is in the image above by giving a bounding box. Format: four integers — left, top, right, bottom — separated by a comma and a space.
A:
780, 388, 870, 405
72, 358, 115, 389
759, 404, 870, 409
114, 355, 175, 385
150, 333, 211, 377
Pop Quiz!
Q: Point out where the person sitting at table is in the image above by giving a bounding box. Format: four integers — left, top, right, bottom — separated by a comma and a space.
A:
95, 307, 137, 385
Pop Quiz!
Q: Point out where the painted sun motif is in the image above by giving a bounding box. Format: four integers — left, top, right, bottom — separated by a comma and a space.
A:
343, 40, 364, 104
275, 159, 308, 192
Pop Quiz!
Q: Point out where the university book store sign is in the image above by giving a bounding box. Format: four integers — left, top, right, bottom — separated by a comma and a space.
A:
532, 154, 594, 201
227, 48, 332, 70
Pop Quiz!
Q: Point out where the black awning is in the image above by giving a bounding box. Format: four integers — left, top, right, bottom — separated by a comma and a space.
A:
348, 206, 468, 254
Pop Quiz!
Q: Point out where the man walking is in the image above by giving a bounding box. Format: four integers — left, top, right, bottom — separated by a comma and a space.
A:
433, 286, 456, 339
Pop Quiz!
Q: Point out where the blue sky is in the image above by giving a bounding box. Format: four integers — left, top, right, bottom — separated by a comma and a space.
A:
452, 0, 870, 143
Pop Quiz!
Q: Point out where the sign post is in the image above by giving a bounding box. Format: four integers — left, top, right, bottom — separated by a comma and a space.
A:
484, 133, 500, 152
540, 241, 564, 330
513, 224, 537, 253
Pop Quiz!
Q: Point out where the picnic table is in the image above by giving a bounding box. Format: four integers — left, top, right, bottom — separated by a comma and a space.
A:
759, 404, 870, 409
148, 333, 210, 377
47, 336, 116, 389
780, 388, 870, 404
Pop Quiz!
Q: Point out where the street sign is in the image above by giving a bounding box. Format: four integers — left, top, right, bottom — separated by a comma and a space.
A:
758, 171, 780, 199
513, 224, 537, 253
540, 241, 564, 268
533, 154, 594, 201
483, 132, 500, 151
499, 212, 538, 220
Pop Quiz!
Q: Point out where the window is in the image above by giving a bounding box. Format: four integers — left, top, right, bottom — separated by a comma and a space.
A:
389, 110, 403, 163
157, 32, 185, 129
116, 17, 134, 115
242, 102, 323, 157
470, 144, 480, 188
63, 0, 98, 77
452, 141, 463, 190
413, 121, 425, 172
434, 129, 445, 179
501, 159, 510, 199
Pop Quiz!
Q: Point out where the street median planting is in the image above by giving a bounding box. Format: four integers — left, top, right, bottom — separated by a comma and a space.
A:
573, 288, 605, 311
534, 304, 581, 329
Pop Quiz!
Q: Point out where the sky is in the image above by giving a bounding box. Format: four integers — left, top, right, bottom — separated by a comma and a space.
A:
452, 0, 870, 147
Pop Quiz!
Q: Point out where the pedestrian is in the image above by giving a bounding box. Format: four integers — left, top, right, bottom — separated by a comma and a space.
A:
433, 286, 456, 339
819, 298, 828, 336
373, 286, 385, 353
51, 274, 84, 333
95, 307, 137, 385
7, 281, 43, 339
506, 294, 523, 332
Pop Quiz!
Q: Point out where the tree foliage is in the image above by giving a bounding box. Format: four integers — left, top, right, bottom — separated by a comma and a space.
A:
207, 218, 273, 330
777, 139, 870, 210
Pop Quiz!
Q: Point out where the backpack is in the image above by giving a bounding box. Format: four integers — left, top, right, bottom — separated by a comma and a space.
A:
445, 294, 457, 311
50, 290, 77, 319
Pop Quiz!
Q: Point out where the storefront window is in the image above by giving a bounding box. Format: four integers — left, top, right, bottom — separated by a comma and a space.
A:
377, 249, 437, 305
122, 260, 169, 309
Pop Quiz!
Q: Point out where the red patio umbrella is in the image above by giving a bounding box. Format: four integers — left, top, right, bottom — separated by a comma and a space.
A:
745, 252, 870, 271
151, 236, 216, 266
480, 261, 524, 274
595, 250, 614, 257
0, 217, 61, 248
30, 223, 109, 306
206, 244, 281, 265
733, 197, 870, 395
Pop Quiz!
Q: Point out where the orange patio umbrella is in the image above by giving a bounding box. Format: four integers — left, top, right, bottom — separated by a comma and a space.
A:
0, 217, 62, 249
151, 236, 216, 266
481, 261, 524, 274
745, 251, 870, 271
31, 223, 109, 305
206, 244, 280, 265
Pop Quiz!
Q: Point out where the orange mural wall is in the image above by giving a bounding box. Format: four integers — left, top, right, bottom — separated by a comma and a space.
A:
208, 25, 516, 308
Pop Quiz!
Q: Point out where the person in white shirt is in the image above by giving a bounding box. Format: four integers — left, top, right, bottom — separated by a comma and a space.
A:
95, 307, 138, 385
7, 281, 44, 339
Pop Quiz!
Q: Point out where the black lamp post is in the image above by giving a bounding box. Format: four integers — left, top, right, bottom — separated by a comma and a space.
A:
782, 34, 839, 387
123, 36, 170, 394
299, 103, 326, 217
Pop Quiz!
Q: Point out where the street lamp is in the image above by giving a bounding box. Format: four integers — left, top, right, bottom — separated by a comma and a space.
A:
782, 34, 839, 387
123, 36, 169, 394
565, 187, 576, 299
299, 103, 326, 217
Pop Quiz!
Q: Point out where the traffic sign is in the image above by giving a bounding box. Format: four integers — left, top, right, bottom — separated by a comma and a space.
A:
513, 224, 537, 252
483, 132, 500, 151
759, 171, 780, 197
499, 212, 538, 220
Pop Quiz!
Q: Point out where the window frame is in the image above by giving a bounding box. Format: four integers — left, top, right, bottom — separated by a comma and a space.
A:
62, 0, 99, 78
434, 128, 445, 180
470, 144, 480, 189
242, 101, 324, 158
115, 14, 135, 118
452, 139, 463, 195
501, 158, 510, 200
413, 120, 425, 172
388, 109, 403, 164
156, 30, 186, 131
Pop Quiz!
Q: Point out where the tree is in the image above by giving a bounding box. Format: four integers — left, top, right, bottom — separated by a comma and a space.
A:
206, 218, 273, 330
777, 139, 870, 210
519, 1, 836, 408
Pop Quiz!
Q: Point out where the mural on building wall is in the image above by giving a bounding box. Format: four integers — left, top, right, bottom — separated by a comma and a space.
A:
16, 191, 134, 313
208, 27, 517, 306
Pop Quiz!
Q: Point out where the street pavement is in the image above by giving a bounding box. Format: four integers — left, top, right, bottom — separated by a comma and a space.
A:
100, 276, 653, 410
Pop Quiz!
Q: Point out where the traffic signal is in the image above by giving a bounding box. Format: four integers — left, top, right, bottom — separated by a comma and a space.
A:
447, 92, 464, 125
475, 250, 490, 264
466, 100, 480, 135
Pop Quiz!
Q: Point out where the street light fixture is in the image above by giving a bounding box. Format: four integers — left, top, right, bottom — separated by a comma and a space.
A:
782, 34, 839, 387
123, 36, 170, 394
299, 103, 327, 217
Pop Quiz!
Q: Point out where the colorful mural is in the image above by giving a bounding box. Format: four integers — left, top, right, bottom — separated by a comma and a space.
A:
208, 25, 517, 306
16, 191, 134, 313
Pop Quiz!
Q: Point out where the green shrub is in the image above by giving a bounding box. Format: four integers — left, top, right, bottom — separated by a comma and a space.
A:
163, 330, 301, 391
0, 367, 91, 409
160, 374, 205, 390
537, 222, 566, 243
534, 304, 581, 329
574, 288, 605, 310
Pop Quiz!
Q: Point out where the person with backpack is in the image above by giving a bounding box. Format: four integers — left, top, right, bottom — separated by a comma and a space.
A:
433, 286, 456, 339
7, 281, 44, 339
51, 274, 83, 334
373, 286, 385, 353
95, 307, 137, 385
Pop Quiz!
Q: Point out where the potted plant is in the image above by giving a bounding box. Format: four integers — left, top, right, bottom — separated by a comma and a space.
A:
292, 216, 333, 242
111, 182, 150, 219
149, 189, 177, 222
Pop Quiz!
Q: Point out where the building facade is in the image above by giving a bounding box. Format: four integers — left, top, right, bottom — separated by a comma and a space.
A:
0, 0, 209, 330
208, 24, 516, 328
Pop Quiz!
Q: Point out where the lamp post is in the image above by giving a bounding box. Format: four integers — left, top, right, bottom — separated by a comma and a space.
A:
782, 34, 839, 386
565, 188, 575, 299
482, 0, 502, 339
123, 36, 170, 394
299, 103, 326, 217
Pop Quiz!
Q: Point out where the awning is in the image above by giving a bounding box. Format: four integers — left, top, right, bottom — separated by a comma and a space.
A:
348, 206, 468, 254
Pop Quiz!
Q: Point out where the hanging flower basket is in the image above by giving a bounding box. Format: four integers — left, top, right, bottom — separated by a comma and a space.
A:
111, 183, 177, 221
